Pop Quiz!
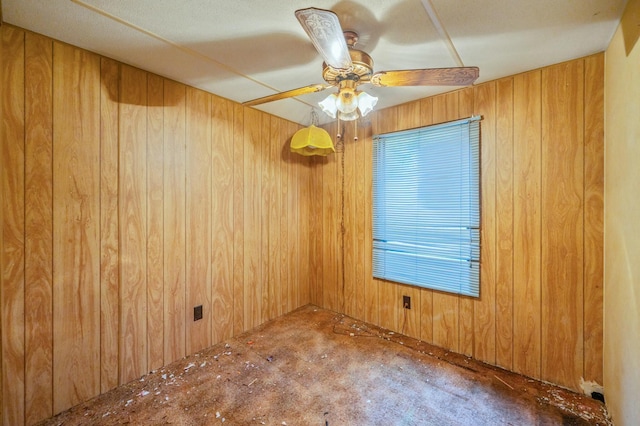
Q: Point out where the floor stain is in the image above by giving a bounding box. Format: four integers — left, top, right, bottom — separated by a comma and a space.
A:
37, 305, 611, 426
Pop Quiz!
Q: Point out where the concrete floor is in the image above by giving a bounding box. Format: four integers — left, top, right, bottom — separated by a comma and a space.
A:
38, 305, 610, 425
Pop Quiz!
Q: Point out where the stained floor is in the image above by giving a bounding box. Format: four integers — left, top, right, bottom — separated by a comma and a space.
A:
38, 305, 610, 425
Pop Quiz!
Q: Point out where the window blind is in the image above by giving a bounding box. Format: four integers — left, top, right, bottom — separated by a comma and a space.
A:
372, 116, 481, 297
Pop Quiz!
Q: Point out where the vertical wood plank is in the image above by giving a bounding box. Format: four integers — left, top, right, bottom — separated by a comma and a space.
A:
322, 133, 339, 312
1, 25, 26, 426
163, 80, 186, 363
100, 57, 120, 393
288, 121, 301, 310
0, 26, 3, 423
541, 60, 584, 389
118, 64, 148, 385
335, 122, 346, 313
474, 82, 497, 364
458, 87, 476, 357
232, 105, 245, 335
146, 74, 164, 371
294, 122, 310, 307
24, 32, 54, 425
431, 92, 460, 352
278, 119, 290, 314
211, 95, 235, 343
512, 70, 542, 379
243, 107, 261, 330
0, 25, 4, 424
53, 41, 101, 413
260, 115, 271, 321
308, 154, 323, 308
301, 173, 314, 306
267, 117, 281, 319
363, 114, 377, 325
343, 127, 357, 317
583, 54, 604, 384
185, 87, 212, 354
495, 77, 515, 371
397, 101, 421, 131
353, 119, 367, 319
418, 98, 434, 344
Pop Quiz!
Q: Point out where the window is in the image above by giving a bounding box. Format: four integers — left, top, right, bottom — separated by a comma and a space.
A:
372, 116, 481, 297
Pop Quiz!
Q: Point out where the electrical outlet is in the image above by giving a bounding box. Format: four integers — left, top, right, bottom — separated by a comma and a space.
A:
194, 305, 203, 321
403, 295, 411, 310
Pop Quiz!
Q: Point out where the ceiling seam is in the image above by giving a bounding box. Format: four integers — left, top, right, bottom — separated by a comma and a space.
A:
70, 0, 315, 107
420, 0, 465, 67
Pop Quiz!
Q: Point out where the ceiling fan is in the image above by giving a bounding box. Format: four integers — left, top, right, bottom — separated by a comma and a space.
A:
243, 7, 479, 121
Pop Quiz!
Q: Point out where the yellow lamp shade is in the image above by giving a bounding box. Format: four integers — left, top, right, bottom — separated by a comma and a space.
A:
290, 125, 335, 156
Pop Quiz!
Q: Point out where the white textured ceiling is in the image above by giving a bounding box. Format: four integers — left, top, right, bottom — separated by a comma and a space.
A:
2, 0, 627, 125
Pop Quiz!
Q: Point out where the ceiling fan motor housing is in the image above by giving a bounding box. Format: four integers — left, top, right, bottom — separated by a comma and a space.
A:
322, 46, 374, 86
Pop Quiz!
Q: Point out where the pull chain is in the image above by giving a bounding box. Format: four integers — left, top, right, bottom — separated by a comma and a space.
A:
340, 132, 346, 312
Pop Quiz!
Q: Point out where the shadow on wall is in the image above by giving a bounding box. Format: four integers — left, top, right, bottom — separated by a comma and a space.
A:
281, 134, 330, 165
622, 0, 640, 55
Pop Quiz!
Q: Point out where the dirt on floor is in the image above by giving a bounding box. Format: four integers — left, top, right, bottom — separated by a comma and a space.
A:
37, 305, 611, 426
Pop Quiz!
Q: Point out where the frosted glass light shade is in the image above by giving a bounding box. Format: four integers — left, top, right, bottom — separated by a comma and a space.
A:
318, 94, 338, 118
290, 125, 335, 156
357, 91, 378, 116
319, 88, 378, 120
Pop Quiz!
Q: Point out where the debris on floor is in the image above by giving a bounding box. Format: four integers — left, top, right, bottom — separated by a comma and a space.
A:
37, 305, 611, 426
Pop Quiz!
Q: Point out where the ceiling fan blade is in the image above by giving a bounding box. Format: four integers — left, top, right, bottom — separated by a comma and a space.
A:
242, 84, 332, 107
295, 7, 352, 71
370, 67, 479, 87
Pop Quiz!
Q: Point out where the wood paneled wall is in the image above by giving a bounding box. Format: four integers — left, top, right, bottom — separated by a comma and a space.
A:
310, 54, 604, 393
0, 22, 604, 424
0, 25, 312, 425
